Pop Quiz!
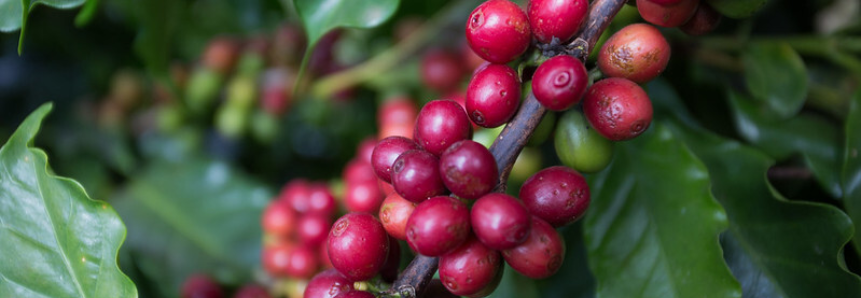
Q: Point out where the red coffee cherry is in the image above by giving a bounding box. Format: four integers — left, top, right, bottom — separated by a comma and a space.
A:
181, 274, 223, 298
372, 136, 421, 183
356, 137, 377, 164
519, 166, 590, 227
391, 149, 448, 203
423, 279, 461, 298
637, 0, 699, 28
439, 237, 503, 297
233, 284, 271, 298
333, 291, 375, 298
438, 140, 498, 200
527, 0, 588, 43
379, 192, 417, 240
471, 193, 531, 250
307, 183, 337, 217
502, 216, 565, 279
380, 236, 401, 283
202, 37, 239, 75
645, 0, 683, 5
466, 0, 531, 63
679, 3, 721, 36
414, 99, 472, 156
327, 213, 390, 281
284, 245, 320, 279
344, 178, 385, 214
466, 64, 521, 128
261, 200, 297, 238
598, 23, 670, 84
532, 55, 589, 111
304, 269, 354, 298
262, 243, 295, 277
279, 179, 312, 213
421, 49, 466, 93
342, 158, 376, 184
583, 77, 653, 141
297, 213, 332, 247
406, 196, 471, 256
378, 97, 418, 139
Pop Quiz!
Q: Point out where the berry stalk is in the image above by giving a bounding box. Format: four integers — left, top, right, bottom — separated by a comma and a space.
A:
387, 0, 627, 296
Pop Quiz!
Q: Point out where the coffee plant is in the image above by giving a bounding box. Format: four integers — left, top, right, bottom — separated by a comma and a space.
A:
1, 0, 861, 297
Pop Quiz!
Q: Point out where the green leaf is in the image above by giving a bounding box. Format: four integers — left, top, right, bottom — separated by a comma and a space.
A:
74, 0, 99, 27
843, 90, 861, 254
651, 79, 861, 297
112, 157, 270, 296
132, 0, 186, 77
728, 90, 843, 197
538, 223, 596, 298
0, 103, 137, 298
583, 124, 741, 298
487, 264, 540, 298
294, 0, 400, 47
742, 42, 808, 119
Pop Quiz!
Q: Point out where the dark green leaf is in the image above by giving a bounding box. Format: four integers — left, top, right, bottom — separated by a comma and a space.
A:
0, 103, 137, 298
584, 123, 741, 298
537, 222, 595, 298
651, 80, 861, 298
113, 157, 270, 296
742, 42, 808, 119
294, 0, 399, 46
132, 0, 186, 77
74, 0, 99, 27
487, 264, 540, 298
843, 90, 861, 254
0, 0, 86, 53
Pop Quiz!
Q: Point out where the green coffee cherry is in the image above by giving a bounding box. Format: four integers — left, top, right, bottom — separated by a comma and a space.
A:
554, 109, 614, 173
185, 68, 223, 115
527, 111, 556, 146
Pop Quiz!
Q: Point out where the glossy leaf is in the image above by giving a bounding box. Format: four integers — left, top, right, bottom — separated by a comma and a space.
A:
538, 223, 596, 298
584, 123, 741, 298
843, 90, 861, 254
0, 103, 137, 298
112, 157, 270, 296
742, 42, 808, 119
487, 264, 540, 298
651, 80, 861, 298
0, 0, 87, 53
294, 0, 399, 46
728, 91, 843, 197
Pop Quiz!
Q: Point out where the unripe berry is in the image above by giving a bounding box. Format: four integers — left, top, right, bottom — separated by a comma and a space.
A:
519, 166, 590, 227
379, 193, 417, 240
471, 193, 531, 250
466, 64, 521, 128
583, 78, 653, 141
439, 140, 498, 200
527, 0, 589, 43
637, 0, 699, 28
203, 37, 239, 75
439, 237, 503, 297
327, 213, 389, 281
414, 99, 472, 156
532, 55, 589, 111
421, 50, 466, 93
502, 216, 565, 279
466, 0, 531, 63
554, 109, 614, 173
372, 136, 421, 183
406, 196, 471, 256
598, 23, 670, 84
391, 149, 448, 203
304, 269, 354, 298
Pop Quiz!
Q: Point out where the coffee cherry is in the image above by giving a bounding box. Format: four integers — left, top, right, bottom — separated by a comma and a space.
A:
356, 137, 377, 164
554, 109, 614, 173
582, 77, 653, 141
598, 23, 670, 84
280, 179, 312, 213
334, 290, 375, 298
327, 213, 389, 281
343, 158, 377, 184
421, 50, 466, 93
439, 237, 502, 297
260, 68, 294, 116
378, 178, 396, 196
233, 284, 271, 298
414, 99, 472, 156
527, 0, 588, 43
378, 97, 418, 139
297, 213, 332, 247
261, 243, 293, 277
380, 236, 402, 283
466, 64, 521, 128
465, 0, 531, 63
391, 149, 448, 203
379, 193, 417, 240
406, 196, 471, 256
646, 0, 683, 5
532, 55, 589, 111
372, 136, 421, 183
520, 166, 590, 227
679, 2, 721, 36
203, 37, 239, 75
502, 216, 565, 279
307, 183, 337, 217
422, 279, 460, 298
637, 0, 699, 28
285, 245, 320, 279
261, 200, 297, 238
304, 269, 354, 298
461, 42, 488, 72
181, 274, 223, 298
471, 193, 531, 250
344, 178, 385, 214
439, 140, 498, 200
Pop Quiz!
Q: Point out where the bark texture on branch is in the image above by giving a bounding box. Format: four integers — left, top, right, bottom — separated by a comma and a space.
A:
387, 0, 627, 296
